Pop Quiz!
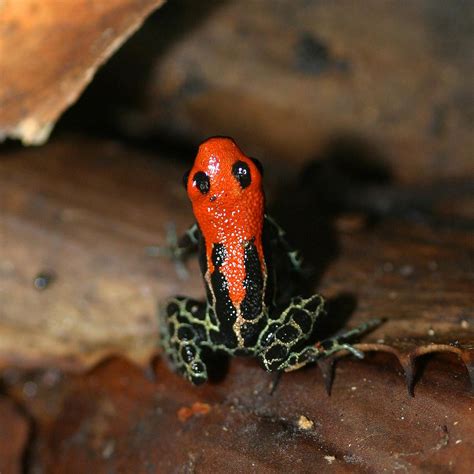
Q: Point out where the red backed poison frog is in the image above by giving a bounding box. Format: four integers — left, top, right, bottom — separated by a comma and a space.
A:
160, 137, 379, 384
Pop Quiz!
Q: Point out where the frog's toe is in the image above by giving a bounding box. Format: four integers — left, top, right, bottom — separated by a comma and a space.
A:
178, 343, 209, 384
303, 294, 325, 314
188, 361, 208, 385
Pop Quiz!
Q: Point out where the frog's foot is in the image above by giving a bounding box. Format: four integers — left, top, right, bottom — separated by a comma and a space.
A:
311, 318, 383, 361
159, 296, 209, 385
257, 294, 326, 372
265, 318, 382, 373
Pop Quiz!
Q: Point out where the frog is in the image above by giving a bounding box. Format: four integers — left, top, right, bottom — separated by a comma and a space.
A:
159, 137, 380, 385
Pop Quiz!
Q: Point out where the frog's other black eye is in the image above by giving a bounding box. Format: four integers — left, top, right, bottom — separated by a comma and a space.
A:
232, 160, 251, 189
193, 171, 211, 194
182, 169, 190, 189
250, 157, 264, 177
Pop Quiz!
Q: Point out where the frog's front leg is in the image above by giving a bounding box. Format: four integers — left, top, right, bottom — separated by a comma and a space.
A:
160, 296, 209, 385
264, 214, 303, 274
149, 223, 200, 279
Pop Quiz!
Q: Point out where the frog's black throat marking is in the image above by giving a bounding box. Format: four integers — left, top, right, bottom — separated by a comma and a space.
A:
209, 270, 239, 348
241, 238, 264, 321
201, 234, 269, 352
209, 242, 235, 345
240, 238, 268, 348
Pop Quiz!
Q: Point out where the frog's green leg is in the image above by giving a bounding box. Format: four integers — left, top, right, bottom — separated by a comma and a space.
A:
291, 319, 382, 371
148, 223, 200, 279
257, 294, 325, 371
159, 296, 209, 385
177, 222, 200, 254
260, 304, 381, 372
303, 320, 382, 364
148, 223, 200, 260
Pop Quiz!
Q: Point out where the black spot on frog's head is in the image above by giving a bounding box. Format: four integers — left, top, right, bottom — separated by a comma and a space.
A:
192, 171, 211, 195
187, 137, 264, 213
232, 160, 251, 189
231, 157, 264, 191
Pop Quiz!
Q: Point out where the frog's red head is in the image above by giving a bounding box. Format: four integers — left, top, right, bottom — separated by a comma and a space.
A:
184, 137, 266, 304
185, 137, 263, 208
184, 137, 264, 235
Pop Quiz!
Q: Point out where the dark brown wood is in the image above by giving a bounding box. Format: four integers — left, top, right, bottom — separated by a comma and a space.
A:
36, 356, 473, 473
0, 138, 199, 370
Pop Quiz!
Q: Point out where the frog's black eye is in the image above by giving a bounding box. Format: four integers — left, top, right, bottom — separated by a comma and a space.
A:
250, 157, 264, 177
182, 169, 190, 190
232, 160, 251, 189
193, 171, 210, 194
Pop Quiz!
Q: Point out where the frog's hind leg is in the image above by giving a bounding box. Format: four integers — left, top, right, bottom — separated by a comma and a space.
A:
159, 297, 209, 385
258, 295, 380, 372
257, 294, 326, 372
